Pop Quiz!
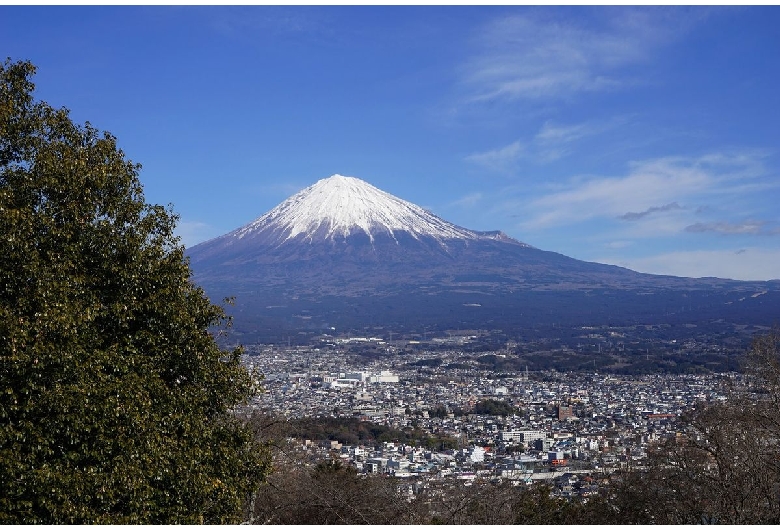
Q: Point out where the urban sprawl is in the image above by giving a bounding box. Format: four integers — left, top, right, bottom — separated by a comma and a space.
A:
241, 332, 739, 499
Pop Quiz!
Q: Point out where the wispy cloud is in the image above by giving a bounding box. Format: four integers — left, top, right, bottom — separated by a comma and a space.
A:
535, 122, 592, 145
450, 192, 483, 208
519, 158, 709, 229
209, 6, 325, 39
515, 152, 770, 230
605, 240, 633, 249
467, 118, 623, 171
460, 9, 686, 103
533, 121, 600, 162
685, 220, 780, 236
465, 140, 524, 173
619, 202, 683, 221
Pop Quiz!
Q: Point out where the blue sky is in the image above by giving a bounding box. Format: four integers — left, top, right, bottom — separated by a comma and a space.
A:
2, 5, 779, 280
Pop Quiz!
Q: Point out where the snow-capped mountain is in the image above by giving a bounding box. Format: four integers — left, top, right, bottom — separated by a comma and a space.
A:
187, 174, 779, 343
189, 174, 529, 266
232, 174, 487, 244
204, 174, 528, 254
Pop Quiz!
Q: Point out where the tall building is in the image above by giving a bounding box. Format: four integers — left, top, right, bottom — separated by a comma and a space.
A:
557, 403, 574, 420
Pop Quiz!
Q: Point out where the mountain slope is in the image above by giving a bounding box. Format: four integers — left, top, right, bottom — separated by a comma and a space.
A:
187, 174, 780, 341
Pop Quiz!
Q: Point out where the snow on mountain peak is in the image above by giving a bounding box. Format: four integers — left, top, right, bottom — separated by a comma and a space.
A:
233, 174, 478, 243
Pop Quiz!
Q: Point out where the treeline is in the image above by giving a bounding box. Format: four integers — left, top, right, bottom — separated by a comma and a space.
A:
428, 398, 518, 418
247, 458, 616, 525
281, 398, 518, 447
406, 350, 742, 375
479, 350, 741, 374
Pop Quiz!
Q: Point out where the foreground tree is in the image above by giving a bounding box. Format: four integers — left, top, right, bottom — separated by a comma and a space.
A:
609, 329, 780, 524
250, 453, 412, 525
0, 59, 269, 523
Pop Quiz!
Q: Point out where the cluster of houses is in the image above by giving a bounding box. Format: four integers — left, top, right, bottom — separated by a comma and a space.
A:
243, 342, 732, 496
298, 437, 604, 498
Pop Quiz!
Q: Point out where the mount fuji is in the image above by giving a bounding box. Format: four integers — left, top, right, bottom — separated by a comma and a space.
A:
188, 175, 779, 342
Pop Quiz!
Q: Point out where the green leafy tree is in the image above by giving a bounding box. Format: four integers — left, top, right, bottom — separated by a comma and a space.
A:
473, 398, 518, 417
0, 59, 269, 523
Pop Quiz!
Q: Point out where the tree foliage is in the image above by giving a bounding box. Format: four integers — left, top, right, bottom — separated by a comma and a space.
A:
472, 398, 518, 417
250, 454, 411, 525
0, 59, 269, 523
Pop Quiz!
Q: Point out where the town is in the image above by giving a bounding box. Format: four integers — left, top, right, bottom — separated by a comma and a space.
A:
241, 328, 742, 499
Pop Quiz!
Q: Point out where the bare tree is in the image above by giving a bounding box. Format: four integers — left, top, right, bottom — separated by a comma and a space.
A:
610, 330, 780, 524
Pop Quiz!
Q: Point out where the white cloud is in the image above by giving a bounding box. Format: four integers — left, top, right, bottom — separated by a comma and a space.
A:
520, 157, 710, 229
533, 119, 621, 162
465, 140, 524, 173
516, 153, 768, 231
601, 247, 780, 281
468, 118, 623, 171
450, 192, 483, 208
535, 122, 591, 144
460, 9, 683, 103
